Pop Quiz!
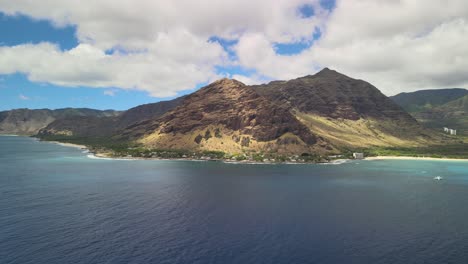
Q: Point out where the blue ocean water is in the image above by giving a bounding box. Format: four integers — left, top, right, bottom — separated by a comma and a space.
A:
2, 136, 468, 264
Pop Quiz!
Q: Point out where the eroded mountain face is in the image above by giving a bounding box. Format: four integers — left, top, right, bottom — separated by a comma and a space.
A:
120, 78, 322, 154
252, 68, 415, 122
252, 68, 431, 148
35, 68, 440, 153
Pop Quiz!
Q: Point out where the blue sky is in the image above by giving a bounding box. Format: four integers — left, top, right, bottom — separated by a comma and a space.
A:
2, 0, 466, 111
0, 2, 333, 111
0, 13, 184, 111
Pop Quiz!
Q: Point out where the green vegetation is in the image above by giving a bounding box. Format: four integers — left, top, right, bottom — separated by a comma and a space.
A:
38, 134, 331, 163
223, 152, 326, 163
37, 134, 468, 162
391, 88, 468, 112
367, 143, 468, 159
112, 148, 226, 160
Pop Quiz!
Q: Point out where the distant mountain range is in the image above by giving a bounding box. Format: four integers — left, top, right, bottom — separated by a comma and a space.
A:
0, 108, 120, 135
36, 96, 187, 138
391, 88, 468, 135
3, 68, 455, 156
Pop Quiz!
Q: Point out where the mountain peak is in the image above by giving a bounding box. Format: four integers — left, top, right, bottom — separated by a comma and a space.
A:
200, 78, 247, 95
315, 67, 345, 78
211, 78, 245, 87
123, 75, 318, 153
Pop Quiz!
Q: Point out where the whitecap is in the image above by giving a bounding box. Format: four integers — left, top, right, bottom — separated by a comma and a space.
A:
320, 159, 349, 165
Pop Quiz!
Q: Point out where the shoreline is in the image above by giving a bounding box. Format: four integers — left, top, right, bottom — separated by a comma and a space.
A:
91, 152, 334, 164
49, 141, 88, 150
8, 135, 468, 163
40, 142, 468, 164
366, 156, 468, 162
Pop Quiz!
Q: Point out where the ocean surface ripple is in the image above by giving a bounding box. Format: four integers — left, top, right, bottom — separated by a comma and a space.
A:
2, 136, 468, 264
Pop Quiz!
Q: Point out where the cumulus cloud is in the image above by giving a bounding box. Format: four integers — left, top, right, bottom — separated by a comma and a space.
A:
231, 74, 268, 86
0, 0, 326, 97
234, 33, 317, 80
0, 0, 326, 48
0, 33, 226, 97
0, 0, 467, 96
234, 0, 468, 94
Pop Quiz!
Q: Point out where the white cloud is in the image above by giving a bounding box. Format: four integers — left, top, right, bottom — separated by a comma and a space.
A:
18, 94, 30, 100
0, 0, 327, 97
231, 74, 268, 85
0, 36, 225, 97
0, 0, 326, 49
234, 33, 317, 80
234, 0, 468, 95
0, 0, 467, 96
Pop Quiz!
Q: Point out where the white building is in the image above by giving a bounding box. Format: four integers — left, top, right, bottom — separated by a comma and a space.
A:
443, 127, 457, 136
353, 153, 364, 159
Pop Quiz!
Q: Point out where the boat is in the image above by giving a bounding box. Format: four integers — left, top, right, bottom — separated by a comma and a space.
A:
434, 176, 443, 180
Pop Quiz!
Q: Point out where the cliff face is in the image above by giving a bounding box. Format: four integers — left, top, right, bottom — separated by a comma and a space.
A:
35, 68, 442, 153
120, 79, 324, 154
252, 69, 432, 148
253, 68, 415, 122
0, 108, 119, 135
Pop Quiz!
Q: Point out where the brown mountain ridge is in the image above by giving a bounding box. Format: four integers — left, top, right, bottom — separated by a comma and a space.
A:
119, 78, 327, 154
37, 68, 440, 156
252, 68, 432, 148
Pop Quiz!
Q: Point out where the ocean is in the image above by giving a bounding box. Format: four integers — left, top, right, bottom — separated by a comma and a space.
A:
1, 135, 468, 264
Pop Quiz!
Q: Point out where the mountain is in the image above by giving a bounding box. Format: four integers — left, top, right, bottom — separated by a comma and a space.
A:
119, 78, 326, 154
0, 108, 120, 135
38, 96, 186, 138
391, 89, 468, 135
441, 94, 468, 111
413, 95, 468, 135
391, 88, 468, 112
35, 68, 440, 155
252, 68, 431, 148
116, 96, 187, 129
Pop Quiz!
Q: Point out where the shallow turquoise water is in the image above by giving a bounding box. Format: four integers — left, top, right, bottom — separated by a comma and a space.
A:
2, 135, 468, 264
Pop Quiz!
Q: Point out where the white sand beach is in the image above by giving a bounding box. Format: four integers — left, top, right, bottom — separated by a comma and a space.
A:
52, 141, 88, 150
366, 156, 468, 162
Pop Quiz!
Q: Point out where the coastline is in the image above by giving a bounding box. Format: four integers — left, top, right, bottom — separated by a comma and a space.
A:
89, 152, 343, 165
41, 140, 468, 164
49, 141, 88, 150
9, 135, 468, 164
366, 156, 468, 162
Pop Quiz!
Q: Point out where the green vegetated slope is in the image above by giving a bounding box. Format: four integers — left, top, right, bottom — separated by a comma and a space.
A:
391, 89, 468, 136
